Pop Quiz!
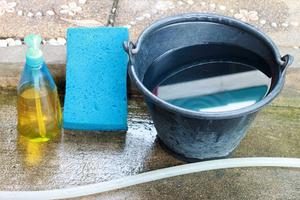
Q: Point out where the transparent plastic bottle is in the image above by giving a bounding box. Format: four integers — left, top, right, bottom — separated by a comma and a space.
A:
17, 34, 62, 142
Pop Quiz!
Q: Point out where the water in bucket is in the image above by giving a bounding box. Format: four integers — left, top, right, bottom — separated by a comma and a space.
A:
148, 44, 272, 112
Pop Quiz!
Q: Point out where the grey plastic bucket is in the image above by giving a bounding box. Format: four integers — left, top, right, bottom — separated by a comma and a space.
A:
124, 13, 293, 161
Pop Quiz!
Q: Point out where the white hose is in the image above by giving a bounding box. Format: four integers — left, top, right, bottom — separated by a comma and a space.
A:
1, 157, 299, 200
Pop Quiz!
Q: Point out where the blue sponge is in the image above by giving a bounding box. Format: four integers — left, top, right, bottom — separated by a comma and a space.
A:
63, 27, 129, 131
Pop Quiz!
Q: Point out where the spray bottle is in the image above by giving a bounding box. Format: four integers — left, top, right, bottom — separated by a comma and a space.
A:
17, 34, 62, 142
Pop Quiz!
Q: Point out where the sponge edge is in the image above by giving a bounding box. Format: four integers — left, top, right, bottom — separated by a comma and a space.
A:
63, 27, 129, 131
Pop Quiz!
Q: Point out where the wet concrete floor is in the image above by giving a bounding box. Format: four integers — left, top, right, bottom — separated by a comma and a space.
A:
0, 88, 299, 199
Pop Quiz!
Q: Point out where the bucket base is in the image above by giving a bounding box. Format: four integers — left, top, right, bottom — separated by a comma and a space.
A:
157, 137, 233, 163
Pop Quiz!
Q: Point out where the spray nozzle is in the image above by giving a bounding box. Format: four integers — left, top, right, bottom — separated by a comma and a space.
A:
24, 34, 43, 68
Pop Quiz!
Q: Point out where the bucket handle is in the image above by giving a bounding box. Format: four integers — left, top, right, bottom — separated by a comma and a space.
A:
123, 41, 137, 66
280, 54, 294, 74
123, 42, 294, 76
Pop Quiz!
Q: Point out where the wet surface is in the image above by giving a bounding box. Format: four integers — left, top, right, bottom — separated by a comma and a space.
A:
0, 90, 299, 194
0, 93, 182, 191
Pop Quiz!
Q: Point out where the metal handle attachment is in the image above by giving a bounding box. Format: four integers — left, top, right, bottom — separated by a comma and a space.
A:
281, 54, 294, 73
123, 41, 136, 66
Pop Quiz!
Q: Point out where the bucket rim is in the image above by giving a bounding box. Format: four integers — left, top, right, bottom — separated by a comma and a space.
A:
128, 13, 289, 119
132, 13, 284, 66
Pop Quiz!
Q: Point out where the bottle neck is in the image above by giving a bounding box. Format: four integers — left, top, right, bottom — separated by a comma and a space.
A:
26, 57, 44, 69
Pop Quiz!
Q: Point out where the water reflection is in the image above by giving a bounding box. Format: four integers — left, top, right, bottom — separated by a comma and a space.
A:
18, 136, 44, 166
17, 135, 61, 167
154, 62, 271, 112
53, 110, 156, 184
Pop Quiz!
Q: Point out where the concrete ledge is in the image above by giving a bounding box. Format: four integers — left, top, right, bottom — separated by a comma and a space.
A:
0, 45, 299, 96
0, 45, 140, 95
0, 45, 66, 91
0, 45, 66, 64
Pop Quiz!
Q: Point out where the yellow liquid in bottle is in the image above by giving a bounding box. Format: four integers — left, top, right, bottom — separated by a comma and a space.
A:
17, 86, 62, 142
